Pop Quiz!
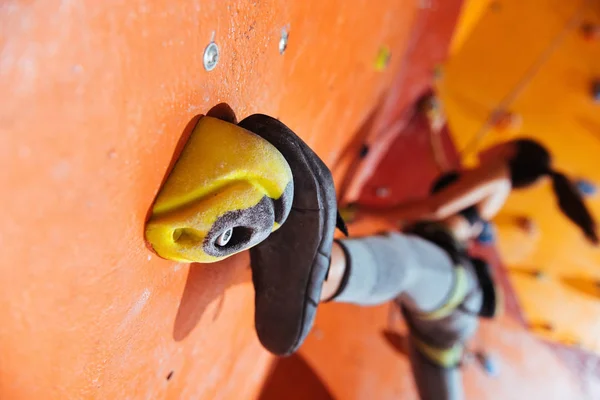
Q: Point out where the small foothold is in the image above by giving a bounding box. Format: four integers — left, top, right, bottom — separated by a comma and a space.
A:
374, 46, 391, 71
531, 321, 554, 332
476, 352, 500, 377
375, 187, 390, 198
515, 216, 536, 235
477, 221, 496, 245
491, 110, 522, 131
591, 80, 600, 103
581, 22, 600, 41
576, 179, 597, 197
417, 93, 440, 113
339, 203, 358, 224
533, 270, 547, 281
359, 144, 370, 158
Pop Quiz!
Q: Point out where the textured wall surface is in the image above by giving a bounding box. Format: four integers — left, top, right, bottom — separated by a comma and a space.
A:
0, 0, 421, 398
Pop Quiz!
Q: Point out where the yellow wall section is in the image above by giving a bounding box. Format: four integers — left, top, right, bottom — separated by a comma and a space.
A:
449, 0, 493, 55
440, 0, 600, 352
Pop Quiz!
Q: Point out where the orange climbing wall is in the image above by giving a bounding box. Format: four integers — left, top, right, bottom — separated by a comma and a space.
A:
0, 0, 424, 398
4, 0, 597, 399
439, 0, 600, 353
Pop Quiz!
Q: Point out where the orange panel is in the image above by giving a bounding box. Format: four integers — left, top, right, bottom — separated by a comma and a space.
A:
300, 307, 583, 400
0, 0, 420, 398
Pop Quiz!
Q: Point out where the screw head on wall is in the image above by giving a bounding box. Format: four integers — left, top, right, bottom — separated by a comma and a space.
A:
203, 42, 219, 71
279, 28, 289, 55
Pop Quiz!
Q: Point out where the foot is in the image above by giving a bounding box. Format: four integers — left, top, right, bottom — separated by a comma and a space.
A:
238, 114, 346, 356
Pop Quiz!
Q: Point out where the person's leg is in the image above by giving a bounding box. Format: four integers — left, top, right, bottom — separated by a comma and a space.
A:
408, 336, 464, 400
322, 232, 459, 314
321, 232, 482, 400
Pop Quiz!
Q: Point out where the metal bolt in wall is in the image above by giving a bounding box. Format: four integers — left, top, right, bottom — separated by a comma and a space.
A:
203, 42, 219, 71
279, 28, 289, 55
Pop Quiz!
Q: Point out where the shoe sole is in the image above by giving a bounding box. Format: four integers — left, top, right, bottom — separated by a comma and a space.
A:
238, 114, 337, 355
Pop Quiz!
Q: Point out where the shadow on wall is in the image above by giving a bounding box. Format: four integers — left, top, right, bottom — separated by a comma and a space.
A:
173, 251, 250, 341
258, 353, 335, 400
382, 329, 411, 358
138, 102, 256, 341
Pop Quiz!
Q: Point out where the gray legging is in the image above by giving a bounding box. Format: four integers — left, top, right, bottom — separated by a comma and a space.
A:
332, 232, 483, 400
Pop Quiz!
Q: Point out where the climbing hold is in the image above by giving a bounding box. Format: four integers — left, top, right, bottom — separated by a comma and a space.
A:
515, 216, 537, 236
533, 270, 548, 281
476, 351, 500, 378
530, 321, 554, 332
145, 116, 294, 263
491, 110, 522, 131
339, 203, 358, 224
581, 22, 600, 41
359, 144, 370, 158
576, 179, 597, 197
417, 93, 446, 131
417, 93, 440, 114
477, 221, 496, 245
591, 80, 600, 103
374, 45, 391, 72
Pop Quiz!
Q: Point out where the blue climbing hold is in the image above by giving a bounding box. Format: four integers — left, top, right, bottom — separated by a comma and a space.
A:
592, 80, 600, 103
477, 221, 496, 245
481, 353, 500, 377
576, 179, 597, 197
